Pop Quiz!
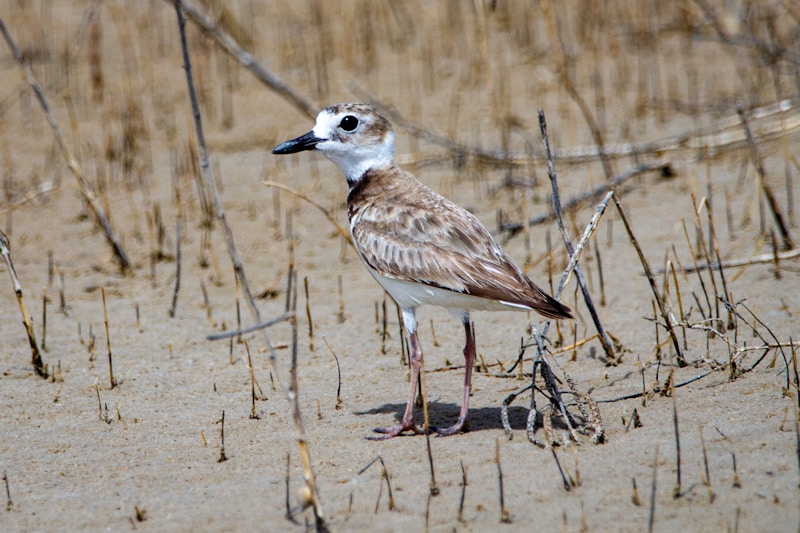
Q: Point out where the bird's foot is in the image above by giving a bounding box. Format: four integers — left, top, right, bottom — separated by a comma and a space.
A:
434, 416, 469, 437
367, 420, 426, 440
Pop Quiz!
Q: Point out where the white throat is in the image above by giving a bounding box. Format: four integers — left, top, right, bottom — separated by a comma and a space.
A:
313, 121, 395, 184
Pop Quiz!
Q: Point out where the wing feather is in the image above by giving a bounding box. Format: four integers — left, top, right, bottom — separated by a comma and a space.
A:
350, 180, 571, 319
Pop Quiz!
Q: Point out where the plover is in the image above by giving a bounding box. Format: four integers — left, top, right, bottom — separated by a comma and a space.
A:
273, 103, 572, 439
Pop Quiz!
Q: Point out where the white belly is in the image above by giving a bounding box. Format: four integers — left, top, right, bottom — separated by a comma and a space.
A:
370, 270, 531, 313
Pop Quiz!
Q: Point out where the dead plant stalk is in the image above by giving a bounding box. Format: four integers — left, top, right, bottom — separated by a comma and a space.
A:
171, 3, 326, 529
0, 229, 47, 377
0, 19, 131, 273
539, 109, 616, 364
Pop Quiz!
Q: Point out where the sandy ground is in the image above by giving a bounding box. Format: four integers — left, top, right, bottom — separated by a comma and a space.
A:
1, 1, 799, 531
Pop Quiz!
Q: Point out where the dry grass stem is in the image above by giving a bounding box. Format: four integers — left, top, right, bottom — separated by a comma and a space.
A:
284, 453, 299, 523
457, 460, 467, 523
168, 222, 181, 318
540, 110, 616, 364
672, 393, 682, 498
0, 19, 130, 273
169, 0, 316, 119
337, 275, 345, 323
357, 456, 396, 513
793, 395, 800, 489
661, 246, 800, 275
284, 255, 325, 527
172, 3, 325, 528
245, 340, 259, 419
496, 439, 511, 523
263, 181, 352, 246
541, 0, 614, 180
205, 312, 294, 341
418, 357, 438, 495
2, 228, 48, 377
322, 337, 342, 410
736, 103, 794, 250
559, 191, 614, 293
303, 276, 314, 352
599, 371, 713, 403
173, 1, 259, 326
648, 445, 659, 533
217, 410, 227, 463
699, 426, 716, 503
41, 287, 47, 352
3, 470, 12, 512
613, 196, 686, 366
631, 477, 641, 506
101, 287, 116, 388
625, 408, 642, 433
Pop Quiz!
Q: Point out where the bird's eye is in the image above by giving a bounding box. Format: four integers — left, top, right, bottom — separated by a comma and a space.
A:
339, 115, 359, 132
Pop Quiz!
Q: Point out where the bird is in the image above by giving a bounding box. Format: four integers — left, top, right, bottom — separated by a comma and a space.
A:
273, 103, 572, 439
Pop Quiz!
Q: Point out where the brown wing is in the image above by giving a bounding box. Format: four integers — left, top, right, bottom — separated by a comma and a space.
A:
351, 181, 572, 320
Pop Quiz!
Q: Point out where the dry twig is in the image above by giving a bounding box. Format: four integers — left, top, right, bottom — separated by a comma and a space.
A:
206, 312, 295, 341
613, 196, 686, 366
736, 103, 794, 250
0, 18, 130, 272
539, 110, 616, 363
653, 247, 800, 275
541, 0, 614, 180
169, 0, 316, 119
0, 229, 47, 377
172, 3, 326, 529
263, 181, 352, 245
497, 161, 669, 235
502, 117, 611, 446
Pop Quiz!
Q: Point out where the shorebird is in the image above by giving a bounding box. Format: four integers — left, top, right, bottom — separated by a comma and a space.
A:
273, 103, 572, 439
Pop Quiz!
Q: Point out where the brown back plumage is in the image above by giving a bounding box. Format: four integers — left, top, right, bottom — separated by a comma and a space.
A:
348, 165, 572, 320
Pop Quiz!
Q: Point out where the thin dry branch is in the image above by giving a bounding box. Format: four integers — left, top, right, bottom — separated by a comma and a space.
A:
355, 87, 800, 168
502, 116, 611, 446
170, 0, 317, 119
171, 3, 326, 529
206, 312, 295, 341
0, 181, 61, 215
613, 195, 686, 366
168, 222, 182, 318
539, 109, 616, 364
284, 250, 326, 530
0, 229, 47, 378
497, 161, 669, 235
597, 371, 713, 404
558, 191, 614, 292
263, 181, 352, 246
357, 456, 396, 513
736, 103, 795, 250
562, 99, 800, 163
693, 0, 800, 70
173, 1, 261, 328
0, 18, 131, 273
541, 0, 614, 180
654, 244, 800, 275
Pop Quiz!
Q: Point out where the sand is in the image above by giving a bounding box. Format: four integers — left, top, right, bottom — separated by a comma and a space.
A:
1, 1, 798, 531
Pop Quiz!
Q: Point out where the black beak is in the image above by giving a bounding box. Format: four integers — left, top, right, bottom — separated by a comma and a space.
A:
272, 130, 324, 155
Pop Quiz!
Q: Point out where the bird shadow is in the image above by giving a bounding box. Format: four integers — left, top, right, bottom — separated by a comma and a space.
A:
354, 402, 533, 433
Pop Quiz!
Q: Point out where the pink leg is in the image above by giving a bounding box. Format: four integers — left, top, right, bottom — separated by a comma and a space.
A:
369, 327, 426, 440
435, 316, 475, 436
